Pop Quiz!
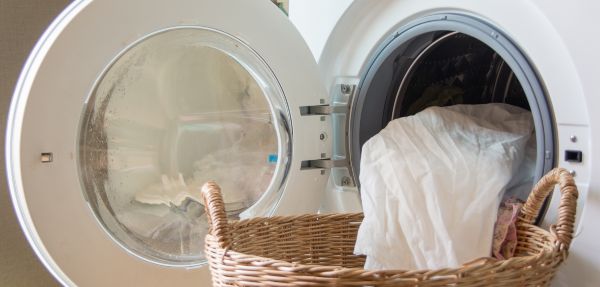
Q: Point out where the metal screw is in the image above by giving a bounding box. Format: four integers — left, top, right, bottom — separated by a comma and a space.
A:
319, 133, 326, 140
341, 84, 351, 94
321, 153, 326, 158
341, 176, 352, 186
569, 170, 577, 176
570, 135, 578, 143
41, 152, 53, 163
320, 116, 326, 122
320, 99, 325, 104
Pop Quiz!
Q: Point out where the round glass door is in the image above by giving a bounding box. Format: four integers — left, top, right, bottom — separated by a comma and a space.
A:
78, 27, 291, 267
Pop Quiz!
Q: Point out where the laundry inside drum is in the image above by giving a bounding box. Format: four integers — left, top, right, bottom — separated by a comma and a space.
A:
390, 32, 530, 119
353, 30, 553, 271
353, 30, 552, 203
78, 28, 290, 267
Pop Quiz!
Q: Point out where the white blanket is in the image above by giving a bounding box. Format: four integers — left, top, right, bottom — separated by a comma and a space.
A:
354, 104, 534, 270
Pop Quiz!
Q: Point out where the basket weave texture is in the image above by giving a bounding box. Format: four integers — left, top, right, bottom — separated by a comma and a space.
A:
201, 168, 578, 286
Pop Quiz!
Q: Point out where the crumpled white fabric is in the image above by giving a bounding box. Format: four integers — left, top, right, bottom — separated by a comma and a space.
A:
503, 135, 537, 201
354, 103, 534, 270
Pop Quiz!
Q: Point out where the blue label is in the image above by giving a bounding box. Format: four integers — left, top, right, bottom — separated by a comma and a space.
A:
268, 154, 278, 164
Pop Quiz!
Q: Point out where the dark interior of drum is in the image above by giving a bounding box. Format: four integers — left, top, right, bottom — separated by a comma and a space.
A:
385, 32, 530, 121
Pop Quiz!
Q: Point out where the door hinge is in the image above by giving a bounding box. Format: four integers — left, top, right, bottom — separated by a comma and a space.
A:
299, 105, 347, 115
301, 158, 347, 169
298, 83, 357, 187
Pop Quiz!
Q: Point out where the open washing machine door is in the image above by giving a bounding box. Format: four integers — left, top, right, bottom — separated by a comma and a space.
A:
6, 0, 335, 285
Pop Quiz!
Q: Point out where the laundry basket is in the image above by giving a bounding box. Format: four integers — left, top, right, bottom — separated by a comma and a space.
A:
201, 168, 578, 287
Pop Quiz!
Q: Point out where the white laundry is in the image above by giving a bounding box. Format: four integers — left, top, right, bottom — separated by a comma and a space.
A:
503, 135, 537, 201
134, 147, 276, 212
354, 103, 534, 270
134, 173, 196, 206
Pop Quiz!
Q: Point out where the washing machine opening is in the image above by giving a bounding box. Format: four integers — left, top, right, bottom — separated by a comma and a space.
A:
388, 32, 530, 119
351, 15, 555, 222
77, 27, 291, 267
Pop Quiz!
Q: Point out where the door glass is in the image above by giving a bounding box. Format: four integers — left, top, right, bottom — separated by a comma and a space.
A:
78, 28, 291, 267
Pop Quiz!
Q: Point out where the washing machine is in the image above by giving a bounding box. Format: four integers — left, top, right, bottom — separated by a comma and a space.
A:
6, 0, 599, 286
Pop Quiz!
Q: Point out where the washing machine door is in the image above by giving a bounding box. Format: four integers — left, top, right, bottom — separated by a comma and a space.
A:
6, 0, 330, 286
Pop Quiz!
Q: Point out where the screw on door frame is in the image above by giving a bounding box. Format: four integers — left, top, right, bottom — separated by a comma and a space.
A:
341, 84, 351, 94
341, 176, 352, 186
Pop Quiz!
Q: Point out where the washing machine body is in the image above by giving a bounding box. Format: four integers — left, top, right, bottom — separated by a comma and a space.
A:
7, 0, 599, 286
317, 0, 598, 285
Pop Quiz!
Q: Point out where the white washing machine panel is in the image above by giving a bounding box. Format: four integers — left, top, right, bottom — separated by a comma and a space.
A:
318, 0, 598, 286
7, 0, 331, 285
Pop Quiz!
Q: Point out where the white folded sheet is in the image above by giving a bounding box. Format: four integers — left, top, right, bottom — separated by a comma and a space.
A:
354, 104, 534, 270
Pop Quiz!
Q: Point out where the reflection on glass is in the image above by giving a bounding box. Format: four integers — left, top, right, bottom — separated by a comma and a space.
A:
78, 28, 290, 266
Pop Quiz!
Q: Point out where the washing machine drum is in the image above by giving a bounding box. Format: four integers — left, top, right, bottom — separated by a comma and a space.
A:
348, 17, 555, 189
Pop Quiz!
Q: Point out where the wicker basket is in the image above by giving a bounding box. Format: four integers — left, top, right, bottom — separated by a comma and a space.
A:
201, 168, 578, 286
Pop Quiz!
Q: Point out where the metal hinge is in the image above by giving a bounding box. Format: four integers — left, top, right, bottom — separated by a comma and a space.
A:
299, 105, 347, 116
299, 83, 357, 187
301, 158, 347, 169
299, 84, 355, 116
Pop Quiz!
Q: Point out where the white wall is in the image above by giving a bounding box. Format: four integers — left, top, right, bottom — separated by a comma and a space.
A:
0, 1, 70, 286
289, 0, 353, 61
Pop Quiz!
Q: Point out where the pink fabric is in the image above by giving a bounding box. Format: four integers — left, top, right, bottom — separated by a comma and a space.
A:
492, 197, 524, 259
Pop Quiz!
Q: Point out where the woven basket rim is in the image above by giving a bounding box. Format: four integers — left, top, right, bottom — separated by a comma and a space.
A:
207, 219, 561, 275
201, 168, 578, 286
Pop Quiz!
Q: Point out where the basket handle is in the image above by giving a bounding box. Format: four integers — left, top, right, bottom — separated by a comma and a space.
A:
520, 168, 578, 248
201, 181, 230, 248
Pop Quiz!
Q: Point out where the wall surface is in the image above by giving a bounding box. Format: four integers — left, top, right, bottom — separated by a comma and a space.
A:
0, 0, 70, 286
289, 0, 352, 61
